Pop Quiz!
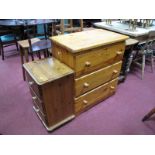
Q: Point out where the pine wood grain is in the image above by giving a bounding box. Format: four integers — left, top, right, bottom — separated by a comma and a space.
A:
23, 58, 74, 85
75, 78, 118, 114
51, 29, 128, 53
75, 61, 122, 97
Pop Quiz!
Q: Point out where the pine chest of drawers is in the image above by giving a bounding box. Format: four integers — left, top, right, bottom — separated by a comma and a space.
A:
51, 29, 128, 114
23, 58, 75, 131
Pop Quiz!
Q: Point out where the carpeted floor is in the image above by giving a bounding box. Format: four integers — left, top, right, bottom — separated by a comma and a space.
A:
0, 45, 155, 135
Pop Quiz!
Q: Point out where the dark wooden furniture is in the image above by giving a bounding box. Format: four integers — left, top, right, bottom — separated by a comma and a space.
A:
18, 38, 41, 80
18, 38, 51, 81
18, 21, 52, 81
0, 19, 56, 39
51, 29, 128, 114
23, 57, 75, 131
0, 28, 19, 60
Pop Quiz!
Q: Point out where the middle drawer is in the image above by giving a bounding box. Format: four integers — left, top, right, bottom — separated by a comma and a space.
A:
75, 61, 122, 97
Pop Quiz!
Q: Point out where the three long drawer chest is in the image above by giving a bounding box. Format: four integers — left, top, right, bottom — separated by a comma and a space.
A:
51, 29, 128, 114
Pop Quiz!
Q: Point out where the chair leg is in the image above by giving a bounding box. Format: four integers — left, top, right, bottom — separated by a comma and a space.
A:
1, 46, 4, 60
46, 49, 50, 57
43, 50, 47, 58
16, 42, 19, 51
142, 54, 145, 79
38, 52, 41, 59
142, 107, 155, 121
30, 53, 34, 61
151, 54, 154, 72
19, 46, 26, 81
0, 45, 1, 56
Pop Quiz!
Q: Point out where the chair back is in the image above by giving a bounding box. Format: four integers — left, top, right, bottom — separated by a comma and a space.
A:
53, 19, 83, 35
146, 30, 155, 50
25, 21, 49, 53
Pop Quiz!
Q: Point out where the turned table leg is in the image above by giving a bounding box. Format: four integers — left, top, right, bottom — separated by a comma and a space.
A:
119, 48, 133, 82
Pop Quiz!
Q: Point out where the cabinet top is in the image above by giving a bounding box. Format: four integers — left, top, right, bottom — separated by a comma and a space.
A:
23, 58, 74, 85
51, 29, 129, 53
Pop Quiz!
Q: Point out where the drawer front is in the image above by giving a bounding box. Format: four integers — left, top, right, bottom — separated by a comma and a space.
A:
30, 87, 45, 116
33, 105, 47, 125
75, 42, 125, 77
75, 61, 122, 97
26, 72, 42, 99
75, 78, 118, 114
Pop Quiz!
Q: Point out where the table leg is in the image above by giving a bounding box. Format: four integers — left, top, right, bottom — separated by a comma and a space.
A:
24, 48, 29, 62
19, 46, 26, 81
119, 48, 133, 82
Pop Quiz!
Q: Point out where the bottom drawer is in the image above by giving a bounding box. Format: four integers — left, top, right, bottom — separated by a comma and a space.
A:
33, 105, 47, 125
75, 78, 118, 114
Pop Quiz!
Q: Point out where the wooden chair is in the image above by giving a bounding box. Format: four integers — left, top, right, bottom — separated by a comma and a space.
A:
0, 28, 19, 60
20, 24, 52, 80
26, 23, 51, 60
53, 19, 83, 35
132, 31, 155, 79
142, 107, 155, 121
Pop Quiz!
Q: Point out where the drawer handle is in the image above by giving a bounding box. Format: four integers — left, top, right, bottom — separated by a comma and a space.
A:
32, 96, 37, 100
83, 100, 88, 105
113, 70, 118, 74
116, 51, 122, 55
33, 106, 40, 113
83, 82, 89, 88
29, 81, 34, 86
58, 51, 61, 55
85, 61, 91, 67
110, 86, 115, 90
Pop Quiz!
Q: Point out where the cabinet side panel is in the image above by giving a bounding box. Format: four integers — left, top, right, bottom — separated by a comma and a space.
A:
42, 74, 75, 127
52, 43, 75, 69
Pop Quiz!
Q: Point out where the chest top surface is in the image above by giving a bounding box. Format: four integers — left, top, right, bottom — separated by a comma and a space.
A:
23, 58, 74, 85
51, 29, 129, 53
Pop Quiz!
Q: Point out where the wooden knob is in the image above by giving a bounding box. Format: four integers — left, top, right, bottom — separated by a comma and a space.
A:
113, 70, 118, 74
116, 51, 122, 55
58, 51, 61, 55
29, 81, 34, 86
32, 96, 37, 100
110, 86, 115, 89
83, 82, 89, 88
33, 106, 39, 113
85, 61, 91, 67
83, 100, 88, 105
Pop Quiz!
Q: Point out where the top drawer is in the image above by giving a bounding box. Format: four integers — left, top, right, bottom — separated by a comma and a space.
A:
75, 42, 125, 77
26, 72, 42, 99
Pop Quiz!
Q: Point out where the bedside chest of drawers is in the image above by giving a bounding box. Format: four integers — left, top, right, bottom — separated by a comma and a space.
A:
23, 58, 75, 131
51, 29, 128, 114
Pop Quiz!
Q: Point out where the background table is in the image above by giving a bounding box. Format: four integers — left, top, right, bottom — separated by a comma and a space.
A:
94, 20, 155, 42
0, 19, 56, 39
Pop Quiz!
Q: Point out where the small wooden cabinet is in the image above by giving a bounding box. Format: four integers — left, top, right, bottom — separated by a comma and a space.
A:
23, 58, 75, 131
51, 29, 128, 114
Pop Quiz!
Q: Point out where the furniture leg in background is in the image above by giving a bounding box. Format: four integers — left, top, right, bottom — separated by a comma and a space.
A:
18, 38, 40, 80
119, 38, 139, 82
142, 107, 155, 121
